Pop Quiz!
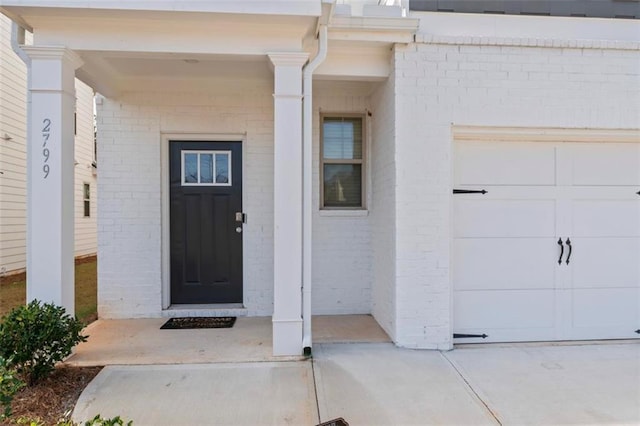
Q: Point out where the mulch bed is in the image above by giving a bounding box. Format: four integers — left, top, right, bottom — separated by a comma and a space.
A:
2, 366, 102, 426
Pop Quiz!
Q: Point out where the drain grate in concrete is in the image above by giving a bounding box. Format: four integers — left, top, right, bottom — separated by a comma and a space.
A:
316, 418, 349, 426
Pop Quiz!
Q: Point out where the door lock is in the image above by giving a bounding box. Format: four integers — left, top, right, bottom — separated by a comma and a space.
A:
235, 212, 247, 223
235, 227, 242, 234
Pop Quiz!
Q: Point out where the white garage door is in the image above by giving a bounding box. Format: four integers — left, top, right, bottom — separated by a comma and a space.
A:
453, 140, 640, 343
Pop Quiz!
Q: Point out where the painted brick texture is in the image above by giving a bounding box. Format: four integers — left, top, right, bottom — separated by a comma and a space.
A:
98, 79, 377, 318
370, 73, 397, 342
312, 81, 373, 315
393, 39, 640, 349
97, 81, 274, 318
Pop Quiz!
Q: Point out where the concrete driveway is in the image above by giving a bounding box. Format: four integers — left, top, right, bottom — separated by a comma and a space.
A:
73, 342, 640, 425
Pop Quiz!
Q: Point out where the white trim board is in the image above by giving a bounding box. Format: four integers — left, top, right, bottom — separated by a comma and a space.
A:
452, 126, 640, 144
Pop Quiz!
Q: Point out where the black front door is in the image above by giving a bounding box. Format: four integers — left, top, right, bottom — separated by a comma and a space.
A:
170, 141, 242, 304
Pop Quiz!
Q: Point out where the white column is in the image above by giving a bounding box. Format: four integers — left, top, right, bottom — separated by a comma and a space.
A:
23, 47, 82, 314
268, 52, 309, 356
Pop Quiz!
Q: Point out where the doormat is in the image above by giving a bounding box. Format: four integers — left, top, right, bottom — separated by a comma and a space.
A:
316, 418, 349, 426
160, 317, 236, 330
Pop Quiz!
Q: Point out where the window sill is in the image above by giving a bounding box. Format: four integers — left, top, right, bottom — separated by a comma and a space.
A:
318, 209, 369, 217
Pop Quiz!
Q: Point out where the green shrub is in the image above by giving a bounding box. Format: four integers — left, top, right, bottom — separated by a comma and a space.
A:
0, 356, 24, 419
82, 414, 133, 426
16, 418, 44, 425
0, 300, 88, 385
51, 414, 133, 426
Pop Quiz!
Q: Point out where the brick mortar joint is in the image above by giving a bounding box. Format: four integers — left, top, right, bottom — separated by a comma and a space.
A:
415, 34, 640, 50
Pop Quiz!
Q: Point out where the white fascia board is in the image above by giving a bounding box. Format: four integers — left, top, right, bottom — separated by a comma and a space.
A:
0, 7, 32, 30
29, 13, 311, 55
453, 126, 640, 144
0, 1, 322, 17
413, 11, 640, 43
315, 43, 391, 79
329, 15, 419, 43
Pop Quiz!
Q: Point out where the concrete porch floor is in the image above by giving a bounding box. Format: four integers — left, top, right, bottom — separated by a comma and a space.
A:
71, 341, 640, 425
68, 316, 640, 425
67, 314, 390, 366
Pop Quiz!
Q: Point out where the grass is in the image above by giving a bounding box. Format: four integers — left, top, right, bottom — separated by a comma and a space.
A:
0, 258, 99, 425
0, 256, 97, 324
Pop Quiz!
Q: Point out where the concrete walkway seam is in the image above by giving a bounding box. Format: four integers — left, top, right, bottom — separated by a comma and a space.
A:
311, 358, 322, 423
440, 351, 503, 426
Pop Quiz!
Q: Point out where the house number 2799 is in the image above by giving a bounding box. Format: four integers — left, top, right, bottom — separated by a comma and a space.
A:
42, 118, 51, 179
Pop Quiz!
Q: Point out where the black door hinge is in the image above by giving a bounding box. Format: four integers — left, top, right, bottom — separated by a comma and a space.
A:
635, 329, 640, 334
453, 333, 488, 339
453, 189, 487, 194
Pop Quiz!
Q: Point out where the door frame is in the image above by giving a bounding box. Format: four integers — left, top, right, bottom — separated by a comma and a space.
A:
161, 133, 246, 309
449, 125, 640, 343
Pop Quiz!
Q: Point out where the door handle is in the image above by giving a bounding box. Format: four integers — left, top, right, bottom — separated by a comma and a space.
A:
565, 238, 572, 265
557, 238, 564, 265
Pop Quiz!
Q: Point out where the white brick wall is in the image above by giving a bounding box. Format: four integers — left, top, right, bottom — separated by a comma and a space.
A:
97, 79, 377, 318
370, 71, 397, 341
312, 81, 373, 315
98, 81, 274, 317
393, 34, 640, 349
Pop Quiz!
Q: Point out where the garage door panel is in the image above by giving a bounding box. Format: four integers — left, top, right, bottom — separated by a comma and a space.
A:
570, 238, 640, 289
570, 288, 638, 329
571, 143, 640, 186
454, 238, 558, 291
454, 199, 556, 238
454, 137, 639, 344
455, 141, 557, 186
454, 290, 556, 330
572, 200, 640, 237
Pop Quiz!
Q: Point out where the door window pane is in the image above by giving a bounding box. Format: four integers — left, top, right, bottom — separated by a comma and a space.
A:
215, 153, 230, 184
200, 154, 214, 183
323, 164, 362, 208
182, 150, 232, 186
184, 153, 198, 183
323, 118, 363, 160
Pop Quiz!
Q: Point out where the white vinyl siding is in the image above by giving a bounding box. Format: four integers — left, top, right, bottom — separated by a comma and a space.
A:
0, 14, 28, 274
74, 79, 97, 257
0, 15, 97, 274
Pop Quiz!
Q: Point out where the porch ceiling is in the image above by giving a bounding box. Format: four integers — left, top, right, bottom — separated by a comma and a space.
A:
1, 3, 418, 96
103, 54, 270, 79
0, 6, 318, 97
75, 51, 274, 97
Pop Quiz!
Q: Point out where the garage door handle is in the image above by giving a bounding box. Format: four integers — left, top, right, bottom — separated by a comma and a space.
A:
565, 238, 572, 265
557, 238, 564, 265
453, 189, 487, 194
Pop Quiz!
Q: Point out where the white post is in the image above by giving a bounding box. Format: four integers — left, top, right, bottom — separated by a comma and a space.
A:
23, 47, 82, 314
268, 52, 309, 356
